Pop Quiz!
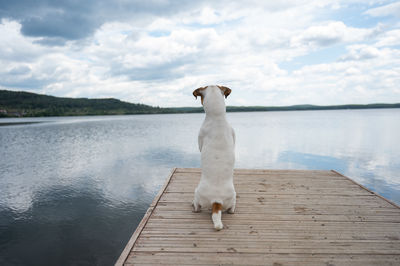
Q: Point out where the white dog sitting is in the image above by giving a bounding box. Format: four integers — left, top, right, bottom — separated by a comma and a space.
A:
192, 85, 236, 230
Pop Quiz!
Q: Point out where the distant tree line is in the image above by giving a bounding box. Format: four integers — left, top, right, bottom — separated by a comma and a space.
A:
0, 90, 167, 117
0, 89, 399, 118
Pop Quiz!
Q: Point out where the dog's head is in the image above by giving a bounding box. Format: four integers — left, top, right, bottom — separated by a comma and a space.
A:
193, 85, 231, 105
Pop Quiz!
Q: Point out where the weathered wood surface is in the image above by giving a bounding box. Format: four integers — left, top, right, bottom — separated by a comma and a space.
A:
116, 168, 400, 266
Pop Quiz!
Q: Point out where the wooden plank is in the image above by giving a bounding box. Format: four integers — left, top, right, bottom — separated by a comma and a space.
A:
141, 223, 400, 233
144, 220, 400, 230
172, 171, 344, 178
165, 187, 372, 194
132, 245, 400, 255
165, 176, 374, 193
115, 168, 176, 266
173, 172, 343, 178
157, 197, 393, 208
139, 233, 400, 241
168, 181, 365, 190
150, 214, 400, 223
160, 192, 381, 201
151, 207, 400, 217
155, 199, 392, 208
127, 253, 400, 265
332, 170, 400, 209
133, 239, 400, 250
154, 205, 400, 214
175, 168, 339, 175
117, 168, 400, 265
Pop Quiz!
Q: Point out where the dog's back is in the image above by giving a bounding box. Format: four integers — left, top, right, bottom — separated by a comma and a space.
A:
192, 85, 236, 230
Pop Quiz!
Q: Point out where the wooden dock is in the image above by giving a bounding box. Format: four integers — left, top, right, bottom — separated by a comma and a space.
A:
116, 168, 400, 265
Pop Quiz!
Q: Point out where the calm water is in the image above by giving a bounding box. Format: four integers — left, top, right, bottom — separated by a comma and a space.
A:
1, 110, 400, 265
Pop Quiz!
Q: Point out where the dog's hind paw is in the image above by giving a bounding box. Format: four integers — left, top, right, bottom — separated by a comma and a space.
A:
227, 208, 235, 214
214, 222, 223, 231
192, 202, 201, 213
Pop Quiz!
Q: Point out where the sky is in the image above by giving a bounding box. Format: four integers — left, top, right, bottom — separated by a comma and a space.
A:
0, 0, 399, 107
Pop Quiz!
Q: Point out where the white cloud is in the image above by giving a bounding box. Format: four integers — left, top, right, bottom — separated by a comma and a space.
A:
291, 21, 380, 49
365, 1, 400, 18
0, 20, 46, 62
180, 7, 225, 25
340, 44, 381, 61
375, 29, 400, 47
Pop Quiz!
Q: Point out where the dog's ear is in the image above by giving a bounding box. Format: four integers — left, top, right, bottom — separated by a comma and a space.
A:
193, 87, 206, 104
193, 87, 204, 99
218, 85, 231, 98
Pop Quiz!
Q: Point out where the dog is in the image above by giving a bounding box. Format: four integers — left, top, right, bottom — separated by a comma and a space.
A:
192, 85, 236, 230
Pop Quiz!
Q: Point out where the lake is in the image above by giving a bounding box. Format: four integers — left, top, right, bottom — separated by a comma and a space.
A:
1, 109, 400, 265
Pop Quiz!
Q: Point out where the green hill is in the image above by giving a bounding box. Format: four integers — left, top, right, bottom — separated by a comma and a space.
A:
0, 90, 164, 117
0, 90, 399, 117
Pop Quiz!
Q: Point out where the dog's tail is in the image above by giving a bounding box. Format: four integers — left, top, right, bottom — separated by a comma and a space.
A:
211, 202, 223, 230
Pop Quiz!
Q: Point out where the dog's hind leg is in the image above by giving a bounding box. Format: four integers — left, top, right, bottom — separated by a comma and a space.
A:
227, 196, 236, 214
192, 198, 201, 213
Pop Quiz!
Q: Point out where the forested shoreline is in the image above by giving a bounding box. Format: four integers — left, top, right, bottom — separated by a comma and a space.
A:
1, 90, 399, 117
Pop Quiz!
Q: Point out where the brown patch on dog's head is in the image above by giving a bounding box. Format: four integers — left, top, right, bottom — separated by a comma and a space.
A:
217, 85, 231, 98
193, 86, 206, 105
